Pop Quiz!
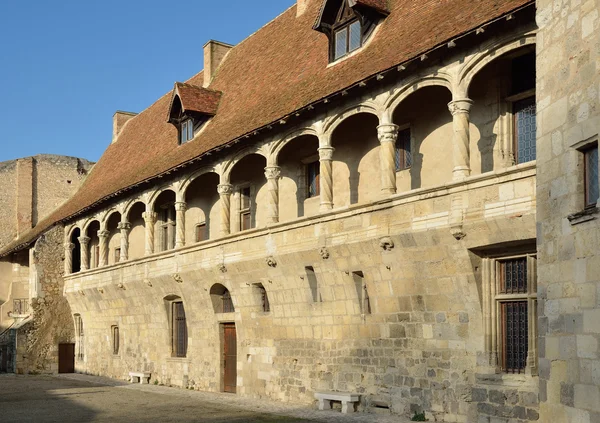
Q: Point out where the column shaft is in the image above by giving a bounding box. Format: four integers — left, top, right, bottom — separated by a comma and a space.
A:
78, 236, 90, 271
318, 147, 334, 211
217, 184, 233, 236
175, 202, 186, 248
98, 230, 109, 267
264, 166, 280, 224
64, 242, 74, 275
142, 212, 157, 255
377, 124, 399, 195
117, 222, 131, 262
448, 98, 473, 180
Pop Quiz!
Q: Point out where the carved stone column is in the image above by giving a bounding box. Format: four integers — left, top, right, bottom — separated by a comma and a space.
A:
448, 98, 474, 180
142, 211, 157, 255
117, 222, 131, 262
98, 230, 110, 267
64, 242, 75, 275
264, 166, 281, 225
318, 146, 335, 211
217, 184, 233, 236
174, 202, 186, 248
377, 123, 399, 195
78, 236, 90, 271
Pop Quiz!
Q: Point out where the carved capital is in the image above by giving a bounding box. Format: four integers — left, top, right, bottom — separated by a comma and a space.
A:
142, 211, 157, 223
174, 201, 187, 212
448, 98, 473, 116
97, 230, 110, 239
318, 146, 335, 161
377, 124, 399, 144
264, 166, 281, 180
117, 222, 131, 231
217, 184, 233, 195
77, 236, 90, 246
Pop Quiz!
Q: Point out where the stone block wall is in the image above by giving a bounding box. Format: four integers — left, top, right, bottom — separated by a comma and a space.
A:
65, 169, 538, 422
536, 0, 600, 422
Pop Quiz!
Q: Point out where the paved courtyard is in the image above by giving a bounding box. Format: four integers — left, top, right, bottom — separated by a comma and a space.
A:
0, 374, 411, 423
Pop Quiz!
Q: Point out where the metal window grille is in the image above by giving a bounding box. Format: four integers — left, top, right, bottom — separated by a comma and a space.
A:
172, 302, 188, 357
585, 146, 599, 207
307, 161, 320, 198
514, 97, 536, 164
394, 128, 412, 171
259, 286, 270, 312
74, 314, 84, 361
500, 258, 527, 294
502, 301, 528, 373
222, 291, 235, 313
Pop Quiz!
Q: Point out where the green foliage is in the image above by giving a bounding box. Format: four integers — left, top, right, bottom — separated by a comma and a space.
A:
411, 411, 428, 421
153, 379, 158, 385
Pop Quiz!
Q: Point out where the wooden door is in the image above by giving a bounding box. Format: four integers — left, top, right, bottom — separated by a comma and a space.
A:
223, 324, 237, 393
58, 343, 75, 373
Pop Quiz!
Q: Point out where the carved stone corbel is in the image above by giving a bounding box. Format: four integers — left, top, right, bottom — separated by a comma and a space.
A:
379, 237, 394, 251
265, 256, 277, 267
319, 247, 330, 259
218, 264, 227, 273
172, 273, 183, 284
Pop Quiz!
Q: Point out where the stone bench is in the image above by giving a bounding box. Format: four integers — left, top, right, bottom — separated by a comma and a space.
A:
128, 371, 151, 384
314, 391, 360, 414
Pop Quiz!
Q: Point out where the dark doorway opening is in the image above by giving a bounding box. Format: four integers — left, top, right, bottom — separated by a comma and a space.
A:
58, 343, 75, 373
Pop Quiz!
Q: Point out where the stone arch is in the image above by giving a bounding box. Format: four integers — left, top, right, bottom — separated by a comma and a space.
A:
122, 198, 146, 220
209, 283, 235, 313
270, 127, 318, 163
323, 102, 380, 138
82, 218, 101, 235
458, 33, 536, 96
101, 208, 121, 227
180, 166, 219, 195
65, 224, 81, 241
146, 185, 177, 211
384, 74, 454, 119
221, 146, 269, 182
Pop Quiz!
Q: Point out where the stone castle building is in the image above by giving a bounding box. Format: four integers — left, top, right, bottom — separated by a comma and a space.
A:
0, 155, 93, 373
0, 0, 598, 421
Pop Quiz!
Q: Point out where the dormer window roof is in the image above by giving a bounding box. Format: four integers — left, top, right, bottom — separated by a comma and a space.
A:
313, 0, 389, 62
167, 82, 222, 144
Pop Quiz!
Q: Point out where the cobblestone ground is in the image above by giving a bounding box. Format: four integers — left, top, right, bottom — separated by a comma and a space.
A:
0, 374, 412, 423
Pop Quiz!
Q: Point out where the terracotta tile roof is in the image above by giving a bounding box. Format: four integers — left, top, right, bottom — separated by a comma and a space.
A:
354, 0, 390, 14
169, 82, 221, 119
0, 0, 533, 257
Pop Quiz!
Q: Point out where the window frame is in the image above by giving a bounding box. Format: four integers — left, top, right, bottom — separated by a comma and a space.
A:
74, 314, 84, 361
394, 125, 412, 172
306, 160, 320, 198
111, 325, 120, 355
195, 222, 208, 242
483, 253, 537, 375
158, 204, 176, 251
171, 301, 188, 358
179, 118, 194, 144
584, 144, 599, 208
511, 94, 537, 165
333, 19, 362, 61
239, 185, 252, 231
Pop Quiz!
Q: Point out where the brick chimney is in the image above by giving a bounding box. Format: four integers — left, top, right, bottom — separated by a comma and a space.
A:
112, 111, 137, 144
203, 40, 233, 88
297, 0, 312, 16
16, 157, 33, 236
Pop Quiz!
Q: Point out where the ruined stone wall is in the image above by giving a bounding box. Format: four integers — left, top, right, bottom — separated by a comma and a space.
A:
536, 0, 600, 422
0, 160, 18, 248
65, 168, 538, 422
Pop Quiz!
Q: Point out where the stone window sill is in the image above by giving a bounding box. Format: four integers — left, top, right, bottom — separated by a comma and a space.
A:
476, 372, 538, 388
166, 357, 190, 363
567, 206, 598, 225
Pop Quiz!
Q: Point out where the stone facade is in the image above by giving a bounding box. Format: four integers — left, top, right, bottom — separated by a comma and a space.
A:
536, 0, 600, 422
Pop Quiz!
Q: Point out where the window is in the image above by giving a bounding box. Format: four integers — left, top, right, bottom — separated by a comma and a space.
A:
159, 206, 176, 251
74, 314, 84, 361
306, 161, 320, 198
482, 254, 537, 374
395, 127, 412, 171
305, 266, 321, 302
12, 299, 28, 315
111, 325, 119, 355
254, 283, 270, 313
513, 97, 536, 164
352, 271, 370, 314
171, 301, 188, 357
222, 291, 235, 313
195, 223, 208, 242
584, 145, 599, 207
209, 284, 235, 313
114, 248, 121, 263
180, 119, 194, 144
239, 187, 252, 231
334, 20, 361, 60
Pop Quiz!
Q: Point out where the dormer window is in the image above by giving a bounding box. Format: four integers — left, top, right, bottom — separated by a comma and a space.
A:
166, 82, 222, 145
313, 0, 389, 63
180, 119, 194, 144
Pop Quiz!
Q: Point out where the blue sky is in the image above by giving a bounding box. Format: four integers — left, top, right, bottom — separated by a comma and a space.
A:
0, 1, 295, 163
